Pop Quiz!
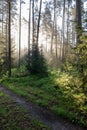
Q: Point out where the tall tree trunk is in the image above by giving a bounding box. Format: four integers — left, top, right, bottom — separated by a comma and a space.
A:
28, 0, 31, 56
62, 0, 66, 61
32, 0, 34, 46
76, 0, 83, 73
6, 18, 8, 68
46, 26, 47, 52
2, 0, 3, 38
76, 0, 82, 44
37, 0, 42, 46
50, 22, 54, 54
54, 0, 58, 60
67, 1, 69, 46
8, 0, 11, 77
19, 0, 21, 67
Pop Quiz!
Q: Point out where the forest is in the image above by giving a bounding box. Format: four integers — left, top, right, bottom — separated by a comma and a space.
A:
0, 0, 87, 129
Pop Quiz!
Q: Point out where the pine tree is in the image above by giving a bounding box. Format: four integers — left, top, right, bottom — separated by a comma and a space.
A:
26, 44, 48, 76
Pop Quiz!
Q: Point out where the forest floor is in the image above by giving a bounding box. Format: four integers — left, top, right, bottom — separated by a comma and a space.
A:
0, 84, 86, 130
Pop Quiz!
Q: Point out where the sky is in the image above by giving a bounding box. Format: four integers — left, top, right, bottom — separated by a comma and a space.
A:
84, 0, 87, 8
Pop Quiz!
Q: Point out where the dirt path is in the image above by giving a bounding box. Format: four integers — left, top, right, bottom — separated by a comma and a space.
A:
0, 85, 86, 130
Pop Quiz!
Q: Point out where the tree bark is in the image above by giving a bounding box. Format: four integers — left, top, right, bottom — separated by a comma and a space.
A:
54, 0, 58, 59
76, 0, 83, 73
8, 0, 11, 77
28, 0, 31, 56
76, 0, 82, 44
19, 0, 21, 67
37, 0, 42, 46
62, 0, 66, 61
32, 0, 34, 46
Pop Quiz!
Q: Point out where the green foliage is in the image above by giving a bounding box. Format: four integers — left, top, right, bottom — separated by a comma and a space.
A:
26, 45, 48, 76
0, 73, 8, 83
0, 91, 49, 130
62, 35, 87, 90
74, 35, 87, 89
11, 65, 28, 77
62, 59, 76, 73
0, 32, 16, 77
0, 33, 7, 75
52, 106, 68, 117
2, 70, 87, 127
76, 35, 87, 75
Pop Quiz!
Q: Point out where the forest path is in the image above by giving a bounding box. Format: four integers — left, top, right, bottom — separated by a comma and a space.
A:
0, 84, 85, 130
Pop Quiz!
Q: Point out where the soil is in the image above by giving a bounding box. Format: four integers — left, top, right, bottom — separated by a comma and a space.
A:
0, 84, 86, 130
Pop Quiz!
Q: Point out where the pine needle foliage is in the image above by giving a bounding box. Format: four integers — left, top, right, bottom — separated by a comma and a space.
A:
26, 44, 48, 76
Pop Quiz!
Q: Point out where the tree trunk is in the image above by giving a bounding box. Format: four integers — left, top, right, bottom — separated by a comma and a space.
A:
50, 22, 54, 54
8, 0, 11, 77
67, 1, 70, 54
37, 0, 42, 46
76, 0, 83, 73
32, 0, 34, 46
76, 0, 82, 44
28, 0, 31, 56
6, 18, 8, 68
1, 0, 3, 38
19, 0, 21, 67
62, 0, 66, 61
54, 0, 58, 60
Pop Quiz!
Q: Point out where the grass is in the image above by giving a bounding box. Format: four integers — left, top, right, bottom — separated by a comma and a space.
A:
1, 69, 87, 127
0, 91, 49, 130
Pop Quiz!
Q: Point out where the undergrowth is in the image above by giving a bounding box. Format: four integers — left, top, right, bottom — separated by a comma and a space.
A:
1, 68, 87, 127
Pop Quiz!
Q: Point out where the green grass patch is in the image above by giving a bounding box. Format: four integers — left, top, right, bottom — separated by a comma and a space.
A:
2, 69, 87, 127
0, 91, 49, 130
